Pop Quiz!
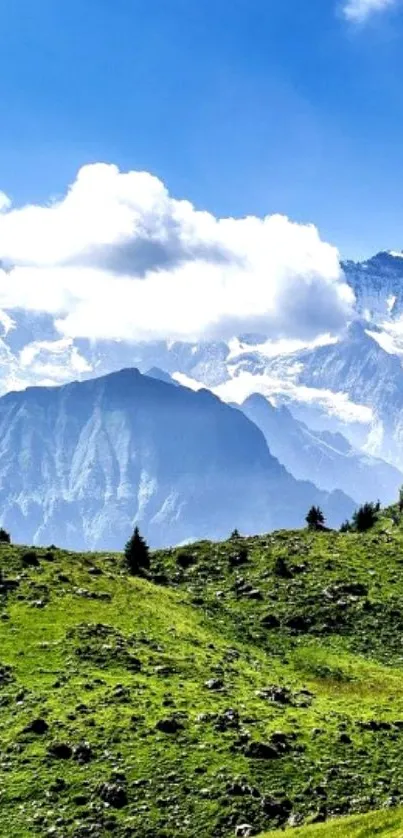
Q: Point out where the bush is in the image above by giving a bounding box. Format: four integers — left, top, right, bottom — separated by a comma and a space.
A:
0, 528, 10, 544
124, 527, 150, 576
22, 550, 39, 567
352, 502, 379, 533
176, 551, 195, 569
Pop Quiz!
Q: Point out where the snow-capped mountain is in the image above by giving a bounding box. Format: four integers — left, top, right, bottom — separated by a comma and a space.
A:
343, 251, 403, 322
0, 368, 354, 550
1, 250, 403, 486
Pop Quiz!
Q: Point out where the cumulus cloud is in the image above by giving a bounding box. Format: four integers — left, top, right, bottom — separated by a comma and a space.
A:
0, 163, 354, 344
342, 0, 397, 21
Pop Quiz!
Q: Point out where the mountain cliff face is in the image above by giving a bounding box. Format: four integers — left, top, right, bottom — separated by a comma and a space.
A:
240, 393, 402, 505
343, 251, 403, 321
0, 369, 354, 549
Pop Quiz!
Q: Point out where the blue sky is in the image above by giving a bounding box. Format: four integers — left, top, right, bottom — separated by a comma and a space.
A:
1, 0, 403, 258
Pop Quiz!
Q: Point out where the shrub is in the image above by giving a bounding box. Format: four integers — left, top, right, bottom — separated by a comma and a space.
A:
176, 551, 195, 569
274, 555, 293, 578
22, 550, 39, 567
124, 527, 150, 576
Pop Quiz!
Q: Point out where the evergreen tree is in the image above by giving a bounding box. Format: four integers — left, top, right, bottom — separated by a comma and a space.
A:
352, 502, 378, 533
399, 486, 403, 513
124, 527, 150, 575
305, 506, 325, 530
340, 520, 351, 533
0, 528, 10, 544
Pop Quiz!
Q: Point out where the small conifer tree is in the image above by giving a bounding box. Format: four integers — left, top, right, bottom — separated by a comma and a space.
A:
399, 486, 403, 513
0, 528, 11, 544
340, 520, 351, 533
352, 502, 378, 533
305, 506, 325, 530
124, 526, 150, 576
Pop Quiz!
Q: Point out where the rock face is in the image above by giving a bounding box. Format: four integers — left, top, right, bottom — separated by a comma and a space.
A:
240, 392, 402, 505
0, 368, 354, 550
343, 251, 403, 321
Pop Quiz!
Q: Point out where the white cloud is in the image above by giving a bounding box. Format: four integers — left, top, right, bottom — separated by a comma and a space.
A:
172, 368, 373, 425
0, 163, 354, 344
343, 0, 397, 21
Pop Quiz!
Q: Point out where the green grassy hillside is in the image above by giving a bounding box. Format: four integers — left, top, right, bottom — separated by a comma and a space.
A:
267, 807, 403, 837
3, 510, 403, 836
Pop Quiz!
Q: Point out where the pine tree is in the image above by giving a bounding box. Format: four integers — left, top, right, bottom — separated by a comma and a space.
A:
0, 528, 10, 544
352, 502, 378, 533
305, 506, 325, 531
124, 527, 150, 576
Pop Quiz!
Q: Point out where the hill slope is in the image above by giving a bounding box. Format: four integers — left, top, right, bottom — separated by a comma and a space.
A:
267, 807, 403, 838
3, 513, 403, 836
0, 368, 354, 550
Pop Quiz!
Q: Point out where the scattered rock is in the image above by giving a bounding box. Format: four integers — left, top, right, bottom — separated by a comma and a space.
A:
205, 678, 224, 691
156, 717, 184, 734
284, 615, 311, 632
73, 742, 93, 763
257, 686, 293, 705
229, 549, 249, 568
235, 825, 254, 838
261, 796, 293, 820
244, 741, 280, 760
260, 614, 280, 629
358, 720, 393, 732
215, 709, 240, 731
98, 782, 128, 809
24, 718, 49, 735
244, 589, 263, 601
47, 742, 73, 759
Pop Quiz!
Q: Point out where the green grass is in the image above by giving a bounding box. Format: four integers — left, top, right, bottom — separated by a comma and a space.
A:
2, 509, 403, 835
266, 807, 403, 836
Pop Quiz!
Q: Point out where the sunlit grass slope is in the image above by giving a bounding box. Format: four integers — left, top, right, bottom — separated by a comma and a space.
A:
2, 508, 403, 835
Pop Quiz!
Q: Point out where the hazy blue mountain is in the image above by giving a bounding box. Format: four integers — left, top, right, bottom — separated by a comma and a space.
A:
240, 393, 402, 505
145, 367, 179, 386
0, 369, 354, 550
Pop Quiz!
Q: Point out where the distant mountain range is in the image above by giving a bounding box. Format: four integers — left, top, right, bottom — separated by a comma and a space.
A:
239, 392, 402, 505
1, 250, 403, 547
0, 368, 354, 550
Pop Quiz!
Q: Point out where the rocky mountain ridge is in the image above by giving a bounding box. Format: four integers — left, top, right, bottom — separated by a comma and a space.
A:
0, 368, 354, 550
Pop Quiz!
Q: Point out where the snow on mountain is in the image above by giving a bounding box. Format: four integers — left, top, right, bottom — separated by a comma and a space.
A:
0, 368, 354, 549
343, 251, 403, 322
1, 249, 403, 482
